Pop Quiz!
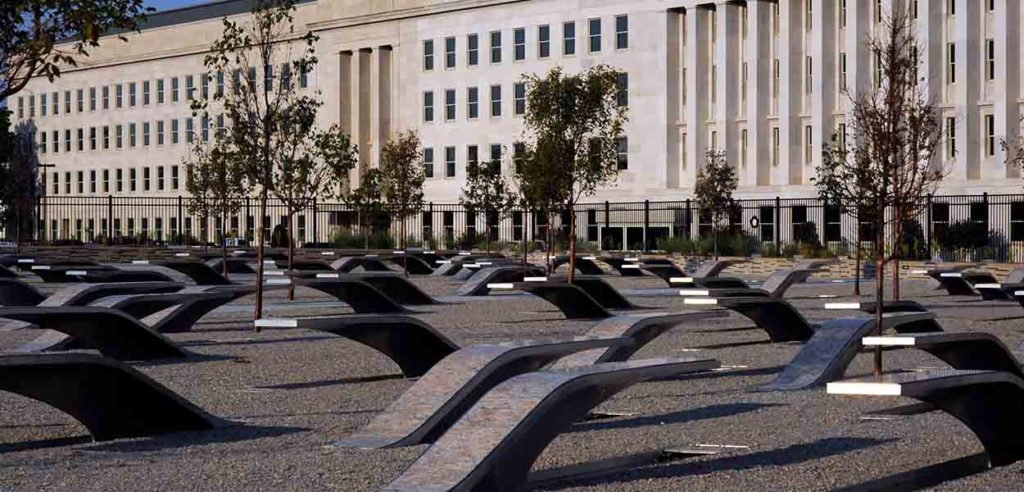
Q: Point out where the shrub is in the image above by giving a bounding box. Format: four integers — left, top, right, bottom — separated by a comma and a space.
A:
657, 236, 696, 255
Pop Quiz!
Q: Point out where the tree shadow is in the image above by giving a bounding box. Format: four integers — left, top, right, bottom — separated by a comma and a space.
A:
256, 373, 405, 390
82, 424, 307, 453
0, 435, 92, 453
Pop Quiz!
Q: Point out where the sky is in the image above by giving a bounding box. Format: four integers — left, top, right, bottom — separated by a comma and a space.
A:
145, 0, 214, 12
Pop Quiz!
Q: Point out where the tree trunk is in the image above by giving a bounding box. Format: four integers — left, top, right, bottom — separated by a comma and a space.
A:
287, 211, 295, 301
401, 217, 408, 277
546, 212, 554, 274
567, 206, 577, 285
853, 228, 861, 296
522, 213, 529, 268
221, 212, 229, 279
253, 188, 268, 328
892, 219, 902, 301
873, 230, 885, 377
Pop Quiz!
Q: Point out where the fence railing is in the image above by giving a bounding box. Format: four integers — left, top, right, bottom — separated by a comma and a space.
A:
6, 193, 1024, 262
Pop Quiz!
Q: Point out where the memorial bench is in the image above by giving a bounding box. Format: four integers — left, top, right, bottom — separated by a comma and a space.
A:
456, 265, 546, 296
676, 268, 819, 300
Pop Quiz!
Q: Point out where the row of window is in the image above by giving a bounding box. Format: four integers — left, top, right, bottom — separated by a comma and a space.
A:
36, 117, 224, 154
15, 65, 310, 121
49, 166, 180, 196
423, 75, 628, 123
423, 15, 629, 71
422, 138, 628, 179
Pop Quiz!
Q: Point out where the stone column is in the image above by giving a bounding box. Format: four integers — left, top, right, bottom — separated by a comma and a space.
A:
746, 0, 771, 186
714, 1, 740, 173
777, 0, 803, 185
684, 5, 709, 182
811, 0, 837, 185
953, 0, 980, 180
992, 0, 1020, 178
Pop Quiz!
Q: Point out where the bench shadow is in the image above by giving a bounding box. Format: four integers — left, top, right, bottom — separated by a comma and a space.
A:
696, 339, 777, 350
82, 424, 307, 453
571, 402, 784, 433
179, 335, 338, 348
0, 435, 92, 453
536, 437, 896, 489
256, 373, 405, 390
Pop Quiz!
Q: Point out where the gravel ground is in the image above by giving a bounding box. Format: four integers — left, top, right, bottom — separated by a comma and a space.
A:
2, 271, 1023, 491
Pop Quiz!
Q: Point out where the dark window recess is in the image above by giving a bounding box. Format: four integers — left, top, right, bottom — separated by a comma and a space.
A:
465, 211, 477, 238
824, 205, 842, 242
486, 210, 499, 241
674, 208, 693, 239
759, 206, 775, 242
587, 209, 599, 242
1011, 202, 1024, 242
443, 211, 455, 241
513, 211, 524, 241
422, 212, 433, 240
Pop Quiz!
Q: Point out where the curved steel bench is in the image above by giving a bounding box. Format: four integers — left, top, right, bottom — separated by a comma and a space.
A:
860, 332, 1024, 380
553, 310, 728, 368
0, 353, 221, 441
684, 297, 816, 343
154, 260, 234, 285
597, 256, 646, 277
934, 271, 992, 296
303, 272, 438, 306
255, 315, 458, 377
678, 268, 818, 300
0, 306, 187, 360
330, 256, 392, 273
386, 255, 435, 275
552, 255, 606, 275
67, 269, 179, 284
0, 264, 17, 278
289, 278, 409, 314
90, 291, 238, 333
0, 278, 47, 306
456, 265, 546, 296
30, 264, 116, 283
0, 279, 183, 308
335, 337, 633, 449
204, 257, 257, 274
694, 258, 750, 278
828, 370, 1024, 466
493, 281, 613, 319
763, 312, 944, 391
383, 357, 720, 491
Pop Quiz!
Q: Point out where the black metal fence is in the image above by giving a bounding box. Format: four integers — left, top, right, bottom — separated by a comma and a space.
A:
11, 193, 1024, 262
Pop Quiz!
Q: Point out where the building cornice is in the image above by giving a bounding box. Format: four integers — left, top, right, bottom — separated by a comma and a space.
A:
307, 0, 527, 32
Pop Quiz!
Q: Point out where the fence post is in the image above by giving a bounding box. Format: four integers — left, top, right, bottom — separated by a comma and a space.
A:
685, 199, 692, 239
245, 197, 250, 243
775, 196, 781, 251
107, 195, 114, 240
603, 200, 610, 250
176, 195, 183, 244
643, 199, 651, 252
312, 197, 318, 245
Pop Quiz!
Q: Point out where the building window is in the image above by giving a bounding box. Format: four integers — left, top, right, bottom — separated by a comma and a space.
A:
262, 66, 270, 93
424, 147, 434, 178
171, 119, 179, 144
129, 83, 137, 107
681, 132, 687, 170
143, 167, 151, 191
589, 18, 602, 53
103, 126, 110, 149
90, 170, 96, 193
564, 21, 576, 55
143, 80, 151, 105
445, 146, 456, 177
39, 132, 46, 153
468, 34, 479, 66
444, 37, 456, 69
157, 120, 165, 145
490, 84, 502, 117
489, 143, 502, 166
946, 117, 956, 158
186, 75, 194, 100
77, 128, 84, 151
806, 0, 813, 30
614, 72, 622, 106
424, 91, 434, 122
157, 79, 165, 104
116, 169, 123, 192
423, 40, 434, 71
51, 130, 58, 153
172, 166, 179, 189
102, 170, 109, 193
171, 77, 179, 103
740, 129, 748, 168
513, 83, 526, 116
64, 90, 71, 113
805, 56, 813, 94
839, 52, 847, 91
216, 115, 225, 139
947, 43, 956, 84
186, 118, 194, 143
616, 137, 628, 170
987, 39, 995, 80
217, 70, 225, 95
116, 125, 123, 148
986, 114, 995, 157
129, 123, 137, 147
65, 172, 70, 194
116, 84, 123, 108
805, 125, 813, 165
77, 171, 84, 194
468, 145, 479, 167
52, 92, 59, 115
538, 25, 550, 58
445, 89, 456, 121
948, 0, 955, 16
201, 115, 210, 142
615, 15, 628, 49
64, 129, 71, 152
299, 65, 309, 88
468, 87, 479, 119
40, 93, 47, 117
129, 168, 137, 191
143, 122, 151, 146
89, 87, 96, 111
490, 31, 502, 63
158, 166, 165, 190
772, 127, 780, 167
513, 28, 526, 61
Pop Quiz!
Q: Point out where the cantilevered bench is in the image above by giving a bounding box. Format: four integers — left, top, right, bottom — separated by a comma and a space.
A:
968, 268, 1024, 301
552, 255, 606, 275
823, 300, 930, 314
0, 353, 222, 442
684, 297, 817, 343
860, 332, 1024, 380
489, 281, 613, 319
677, 268, 819, 300
383, 357, 721, 491
331, 256, 393, 273
827, 369, 1024, 466
335, 337, 633, 449
89, 290, 238, 333
30, 264, 117, 283
0, 306, 187, 360
152, 260, 235, 285
64, 268, 179, 284
255, 315, 458, 377
383, 254, 435, 275
0, 264, 17, 278
456, 265, 546, 296
597, 256, 646, 277
204, 257, 258, 274
933, 270, 997, 296
0, 278, 183, 307
293, 272, 438, 306
285, 278, 409, 314
762, 312, 945, 391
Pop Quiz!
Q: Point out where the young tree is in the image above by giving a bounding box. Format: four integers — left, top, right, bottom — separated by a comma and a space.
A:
376, 131, 426, 274
199, 0, 321, 322
272, 108, 357, 290
520, 65, 628, 283
459, 155, 513, 255
0, 0, 150, 99
183, 139, 249, 277
0, 114, 38, 251
694, 149, 737, 259
346, 168, 383, 252
815, 9, 945, 376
